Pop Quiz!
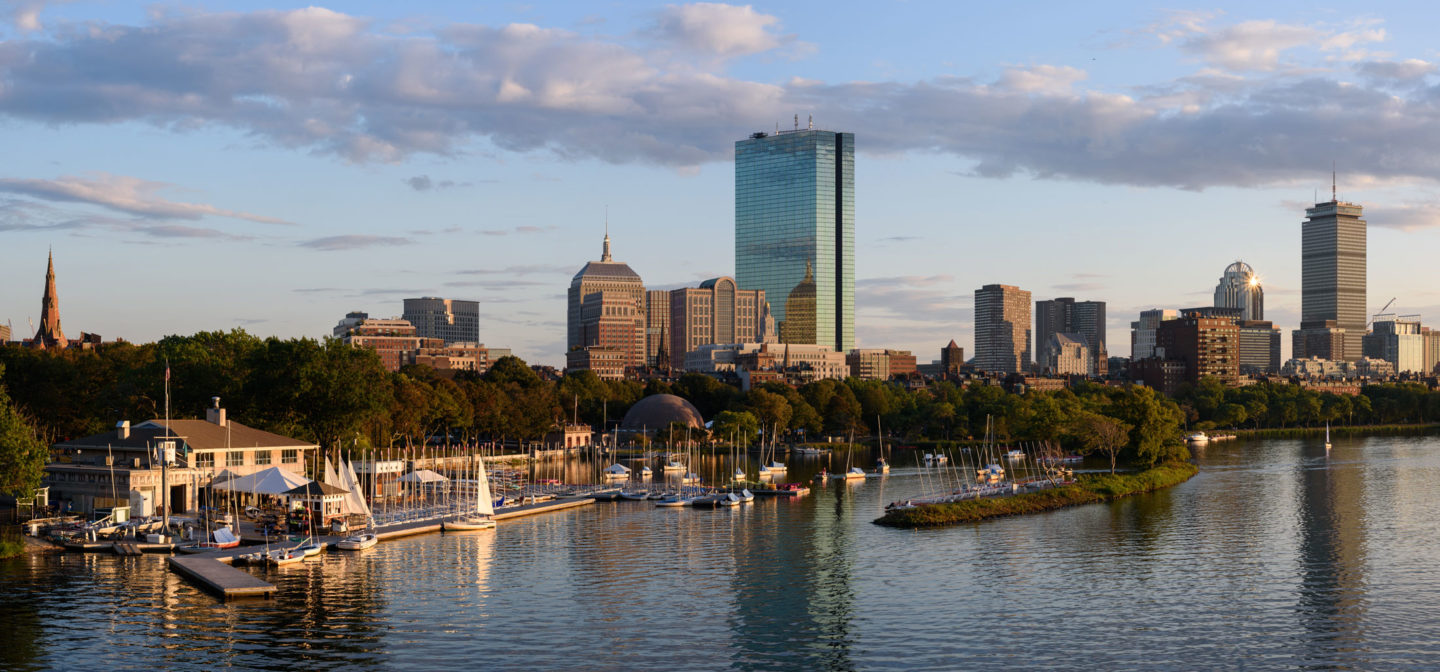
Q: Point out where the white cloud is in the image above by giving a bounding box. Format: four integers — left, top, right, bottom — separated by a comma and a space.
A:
1355, 58, 1437, 82
654, 3, 783, 57
0, 173, 290, 224
299, 235, 415, 251
996, 65, 1088, 95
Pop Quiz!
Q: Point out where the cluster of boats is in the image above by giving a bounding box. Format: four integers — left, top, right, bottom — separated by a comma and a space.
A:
886, 418, 1081, 512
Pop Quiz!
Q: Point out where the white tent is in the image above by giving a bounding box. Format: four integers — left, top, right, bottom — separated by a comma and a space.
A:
212, 466, 313, 495
398, 469, 449, 484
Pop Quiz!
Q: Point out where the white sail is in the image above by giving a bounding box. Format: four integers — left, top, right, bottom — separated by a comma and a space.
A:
341, 458, 372, 518
475, 456, 494, 517
324, 456, 339, 488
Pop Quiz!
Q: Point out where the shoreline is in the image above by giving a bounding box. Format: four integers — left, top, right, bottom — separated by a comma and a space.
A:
873, 462, 1199, 528
1227, 423, 1438, 439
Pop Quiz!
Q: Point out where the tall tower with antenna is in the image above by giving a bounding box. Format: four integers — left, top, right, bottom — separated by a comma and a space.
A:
1294, 170, 1366, 361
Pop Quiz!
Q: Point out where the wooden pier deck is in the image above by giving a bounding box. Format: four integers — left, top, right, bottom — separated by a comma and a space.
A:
168, 556, 276, 600
493, 497, 594, 520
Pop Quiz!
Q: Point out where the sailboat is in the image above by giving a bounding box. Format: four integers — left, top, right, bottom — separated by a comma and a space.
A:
443, 454, 496, 531
1325, 422, 1332, 451
874, 418, 890, 474
338, 456, 378, 551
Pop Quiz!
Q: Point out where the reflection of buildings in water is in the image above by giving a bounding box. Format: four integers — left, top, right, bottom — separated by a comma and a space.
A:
1294, 448, 1368, 663
724, 491, 856, 669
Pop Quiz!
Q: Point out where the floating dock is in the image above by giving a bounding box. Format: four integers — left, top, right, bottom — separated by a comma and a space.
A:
493, 497, 594, 520
167, 556, 277, 600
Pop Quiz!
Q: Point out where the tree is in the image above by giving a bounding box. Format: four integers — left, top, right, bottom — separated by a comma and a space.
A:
710, 410, 759, 447
0, 365, 48, 498
1074, 412, 1132, 474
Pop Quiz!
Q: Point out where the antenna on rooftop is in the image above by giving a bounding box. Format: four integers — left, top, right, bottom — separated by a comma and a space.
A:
1332, 161, 1337, 202
794, 114, 798, 131
808, 114, 813, 130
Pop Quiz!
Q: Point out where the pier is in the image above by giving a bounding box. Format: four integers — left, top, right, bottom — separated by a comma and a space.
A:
167, 556, 277, 600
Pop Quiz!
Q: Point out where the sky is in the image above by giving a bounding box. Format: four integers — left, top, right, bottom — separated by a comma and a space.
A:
3, 1, 1440, 367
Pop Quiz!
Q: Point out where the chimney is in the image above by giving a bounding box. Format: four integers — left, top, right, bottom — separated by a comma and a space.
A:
116, 420, 130, 440
206, 396, 227, 427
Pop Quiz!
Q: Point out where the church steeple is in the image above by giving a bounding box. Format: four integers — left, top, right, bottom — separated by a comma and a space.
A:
34, 248, 66, 348
602, 231, 612, 262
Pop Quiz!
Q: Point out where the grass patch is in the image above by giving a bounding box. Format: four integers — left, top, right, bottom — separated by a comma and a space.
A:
0, 526, 23, 559
1228, 424, 1438, 439
874, 462, 1199, 528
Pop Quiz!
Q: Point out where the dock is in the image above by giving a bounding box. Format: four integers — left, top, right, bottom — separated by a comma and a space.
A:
493, 497, 594, 520
167, 556, 277, 600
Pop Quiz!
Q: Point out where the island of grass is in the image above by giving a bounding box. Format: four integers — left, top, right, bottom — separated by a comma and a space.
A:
874, 462, 1199, 528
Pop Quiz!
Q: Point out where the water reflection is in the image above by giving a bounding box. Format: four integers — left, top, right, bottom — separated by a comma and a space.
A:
5, 437, 1440, 670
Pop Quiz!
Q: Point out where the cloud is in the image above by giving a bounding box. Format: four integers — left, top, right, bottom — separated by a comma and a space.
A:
405, 175, 472, 191
4, 9, 1440, 193
1052, 282, 1106, 292
653, 3, 784, 57
1354, 59, 1437, 82
0, 173, 290, 224
458, 263, 573, 275
479, 225, 556, 236
299, 234, 415, 250
1364, 201, 1440, 231
856, 275, 969, 325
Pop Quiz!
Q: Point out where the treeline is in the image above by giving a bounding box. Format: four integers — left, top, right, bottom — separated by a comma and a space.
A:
1172, 377, 1440, 430
0, 330, 1195, 468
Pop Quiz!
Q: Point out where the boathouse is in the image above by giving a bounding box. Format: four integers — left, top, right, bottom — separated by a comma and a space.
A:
44, 398, 318, 516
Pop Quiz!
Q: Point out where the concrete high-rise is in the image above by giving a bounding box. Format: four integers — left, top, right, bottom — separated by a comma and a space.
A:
735, 122, 854, 352
1296, 189, 1366, 361
402, 297, 479, 345
1035, 297, 1107, 376
1131, 309, 1179, 361
1214, 261, 1264, 321
568, 231, 647, 371
974, 284, 1032, 374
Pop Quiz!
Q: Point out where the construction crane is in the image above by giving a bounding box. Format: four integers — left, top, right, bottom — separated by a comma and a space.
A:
1367, 297, 1397, 328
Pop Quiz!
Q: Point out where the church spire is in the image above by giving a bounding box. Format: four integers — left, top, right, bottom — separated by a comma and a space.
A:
34, 248, 66, 348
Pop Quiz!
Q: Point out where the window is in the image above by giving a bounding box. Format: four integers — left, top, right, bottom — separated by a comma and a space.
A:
255, 450, 272, 465
197, 452, 215, 468
226, 451, 244, 467
282, 449, 299, 464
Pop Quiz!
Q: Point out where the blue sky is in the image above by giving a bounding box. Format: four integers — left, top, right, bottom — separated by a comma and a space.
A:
3, 1, 1440, 366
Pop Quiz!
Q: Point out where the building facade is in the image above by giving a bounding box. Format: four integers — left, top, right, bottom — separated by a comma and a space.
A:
1156, 313, 1240, 386
1130, 309, 1179, 361
1035, 297, 1106, 376
735, 125, 854, 352
1043, 333, 1092, 376
335, 314, 429, 371
974, 284, 1032, 374
846, 348, 917, 380
1297, 194, 1366, 361
1293, 320, 1348, 362
941, 340, 966, 376
669, 277, 772, 367
568, 232, 647, 371
1364, 315, 1424, 374
402, 297, 480, 345
645, 289, 671, 369
1214, 261, 1264, 321
1237, 320, 1283, 375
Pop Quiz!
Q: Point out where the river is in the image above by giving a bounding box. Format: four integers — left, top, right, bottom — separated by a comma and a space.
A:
3, 435, 1439, 670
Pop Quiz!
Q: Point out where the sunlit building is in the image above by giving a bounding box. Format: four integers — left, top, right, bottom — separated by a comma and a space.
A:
1295, 190, 1366, 361
974, 284, 1032, 374
1213, 261, 1264, 321
735, 121, 854, 352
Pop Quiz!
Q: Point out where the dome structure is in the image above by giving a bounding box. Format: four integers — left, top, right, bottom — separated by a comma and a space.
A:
620, 394, 704, 430
1224, 261, 1255, 275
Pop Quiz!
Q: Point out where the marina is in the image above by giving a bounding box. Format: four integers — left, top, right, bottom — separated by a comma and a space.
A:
5, 435, 1439, 670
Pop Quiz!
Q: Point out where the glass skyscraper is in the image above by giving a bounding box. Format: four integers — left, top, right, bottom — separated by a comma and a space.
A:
735, 127, 854, 352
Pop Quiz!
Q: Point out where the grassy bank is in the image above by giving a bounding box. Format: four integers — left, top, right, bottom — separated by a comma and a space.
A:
0, 526, 23, 559
1228, 424, 1438, 439
874, 462, 1199, 528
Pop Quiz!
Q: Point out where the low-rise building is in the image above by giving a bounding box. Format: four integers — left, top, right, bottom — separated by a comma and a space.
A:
44, 399, 317, 516
846, 348, 917, 380
566, 346, 629, 380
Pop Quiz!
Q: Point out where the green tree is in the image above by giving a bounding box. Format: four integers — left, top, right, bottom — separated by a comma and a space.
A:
0, 365, 48, 498
1074, 412, 1133, 474
710, 410, 759, 447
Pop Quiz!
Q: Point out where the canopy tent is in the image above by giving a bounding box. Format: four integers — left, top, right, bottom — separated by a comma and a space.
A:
398, 469, 449, 484
212, 466, 313, 495
210, 469, 242, 484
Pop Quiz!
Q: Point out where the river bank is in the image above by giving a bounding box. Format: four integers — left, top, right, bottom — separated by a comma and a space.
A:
1225, 423, 1438, 439
873, 462, 1199, 528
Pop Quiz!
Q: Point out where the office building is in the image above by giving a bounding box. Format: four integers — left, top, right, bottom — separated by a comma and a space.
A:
735, 122, 854, 352
846, 349, 917, 380
1237, 320, 1283, 375
1364, 315, 1424, 374
1214, 261, 1264, 321
402, 297, 480, 345
1156, 313, 1239, 386
1043, 333, 1092, 376
941, 340, 966, 376
669, 277, 772, 367
1293, 320, 1348, 362
1296, 189, 1366, 361
335, 314, 426, 371
568, 232, 647, 371
1130, 309, 1179, 361
974, 284, 1032, 374
1035, 297, 1107, 376
1423, 328, 1440, 374
645, 290, 671, 368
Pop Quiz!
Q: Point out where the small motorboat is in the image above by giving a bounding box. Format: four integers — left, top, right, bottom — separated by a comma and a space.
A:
295, 541, 326, 557
737, 489, 754, 503
716, 493, 741, 507
337, 533, 378, 551
1005, 449, 1026, 460
833, 467, 866, 481
654, 494, 692, 508
267, 548, 306, 567
1186, 431, 1210, 444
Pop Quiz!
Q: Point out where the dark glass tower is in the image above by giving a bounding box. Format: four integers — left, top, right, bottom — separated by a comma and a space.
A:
735, 125, 854, 352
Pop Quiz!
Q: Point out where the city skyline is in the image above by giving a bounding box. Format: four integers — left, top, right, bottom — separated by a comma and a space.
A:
4, 2, 1440, 366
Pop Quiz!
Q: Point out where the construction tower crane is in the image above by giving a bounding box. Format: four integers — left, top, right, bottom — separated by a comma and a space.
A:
1367, 297, 1397, 329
